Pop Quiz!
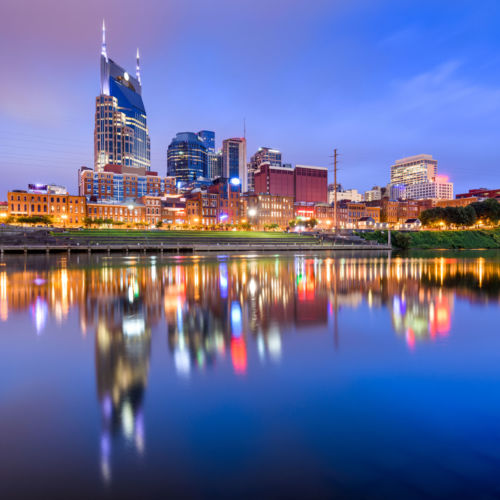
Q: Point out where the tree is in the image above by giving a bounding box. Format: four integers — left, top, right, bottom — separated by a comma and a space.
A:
16, 215, 53, 226
156, 220, 163, 228
305, 218, 318, 229
392, 232, 411, 249
288, 220, 297, 229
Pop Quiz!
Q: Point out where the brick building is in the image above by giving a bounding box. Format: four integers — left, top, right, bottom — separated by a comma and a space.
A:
79, 164, 176, 202
294, 165, 328, 204
242, 194, 294, 230
8, 189, 86, 227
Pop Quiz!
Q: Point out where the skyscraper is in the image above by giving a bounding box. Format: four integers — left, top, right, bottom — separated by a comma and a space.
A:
222, 138, 247, 191
167, 132, 208, 184
197, 131, 215, 153
197, 130, 223, 180
94, 21, 151, 172
207, 151, 223, 179
248, 147, 282, 192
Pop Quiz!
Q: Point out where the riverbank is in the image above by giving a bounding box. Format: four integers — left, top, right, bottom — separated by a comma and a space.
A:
0, 227, 390, 254
360, 228, 500, 249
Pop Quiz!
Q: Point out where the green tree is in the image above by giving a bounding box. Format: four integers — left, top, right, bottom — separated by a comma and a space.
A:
392, 232, 411, 249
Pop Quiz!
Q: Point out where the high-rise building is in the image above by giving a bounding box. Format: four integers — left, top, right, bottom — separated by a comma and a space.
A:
390, 154, 437, 187
222, 138, 247, 191
197, 130, 215, 153
207, 151, 223, 179
390, 154, 453, 200
167, 132, 208, 184
248, 147, 282, 192
94, 21, 151, 172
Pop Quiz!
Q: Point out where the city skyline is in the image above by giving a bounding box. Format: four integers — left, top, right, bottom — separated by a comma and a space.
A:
1, 0, 500, 198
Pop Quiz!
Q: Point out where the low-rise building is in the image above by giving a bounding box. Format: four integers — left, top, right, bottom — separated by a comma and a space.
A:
242, 194, 294, 230
8, 188, 86, 227
79, 164, 176, 202
86, 199, 147, 225
456, 188, 500, 200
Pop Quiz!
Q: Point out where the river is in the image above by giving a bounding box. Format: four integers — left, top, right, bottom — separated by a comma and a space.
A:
1, 251, 500, 499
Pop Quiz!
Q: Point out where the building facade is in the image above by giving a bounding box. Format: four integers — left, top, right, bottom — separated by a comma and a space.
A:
253, 163, 295, 197
248, 147, 282, 193
294, 165, 328, 204
222, 138, 247, 191
95, 22, 150, 172
390, 154, 437, 187
456, 188, 500, 200
79, 165, 176, 202
167, 132, 208, 184
8, 189, 86, 227
242, 194, 294, 230
405, 179, 453, 200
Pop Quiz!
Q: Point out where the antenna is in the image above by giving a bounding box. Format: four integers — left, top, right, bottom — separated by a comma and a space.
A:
101, 20, 107, 58
136, 48, 141, 85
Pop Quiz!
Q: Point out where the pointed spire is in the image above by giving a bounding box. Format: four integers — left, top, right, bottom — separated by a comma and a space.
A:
136, 48, 141, 85
101, 19, 107, 58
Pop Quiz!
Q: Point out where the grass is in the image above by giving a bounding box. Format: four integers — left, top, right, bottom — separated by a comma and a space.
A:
359, 228, 500, 249
57, 229, 315, 240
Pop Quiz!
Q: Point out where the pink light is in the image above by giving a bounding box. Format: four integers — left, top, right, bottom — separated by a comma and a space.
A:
435, 175, 449, 183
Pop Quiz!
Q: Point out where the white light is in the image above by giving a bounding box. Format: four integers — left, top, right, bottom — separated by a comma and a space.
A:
230, 178, 241, 186
124, 72, 129, 81
248, 208, 257, 217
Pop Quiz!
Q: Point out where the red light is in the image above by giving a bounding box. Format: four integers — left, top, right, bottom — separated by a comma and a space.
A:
231, 338, 247, 375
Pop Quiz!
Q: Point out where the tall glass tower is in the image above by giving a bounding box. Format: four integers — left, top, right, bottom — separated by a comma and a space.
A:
167, 132, 208, 183
94, 21, 151, 172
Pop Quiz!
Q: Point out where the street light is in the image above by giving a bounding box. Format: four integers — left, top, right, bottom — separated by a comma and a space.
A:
248, 208, 257, 217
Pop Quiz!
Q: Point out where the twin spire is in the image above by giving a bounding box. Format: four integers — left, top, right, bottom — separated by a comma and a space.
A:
101, 20, 141, 84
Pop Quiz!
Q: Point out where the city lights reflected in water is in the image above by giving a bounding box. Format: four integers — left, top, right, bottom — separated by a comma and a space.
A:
1, 252, 500, 498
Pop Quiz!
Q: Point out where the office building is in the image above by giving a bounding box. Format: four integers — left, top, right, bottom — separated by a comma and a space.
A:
222, 138, 247, 191
364, 186, 382, 202
167, 132, 208, 184
328, 188, 363, 204
390, 154, 437, 187
207, 151, 223, 179
94, 22, 151, 172
294, 165, 328, 204
248, 147, 282, 192
405, 177, 453, 200
197, 130, 215, 153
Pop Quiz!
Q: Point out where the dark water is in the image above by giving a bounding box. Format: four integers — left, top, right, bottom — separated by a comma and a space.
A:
1, 251, 500, 499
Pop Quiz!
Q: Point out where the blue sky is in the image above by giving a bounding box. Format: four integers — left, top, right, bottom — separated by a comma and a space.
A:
1, 0, 499, 197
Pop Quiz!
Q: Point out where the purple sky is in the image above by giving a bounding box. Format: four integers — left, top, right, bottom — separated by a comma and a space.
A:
1, 0, 500, 197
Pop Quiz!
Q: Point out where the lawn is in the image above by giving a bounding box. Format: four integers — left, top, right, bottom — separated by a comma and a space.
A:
58, 229, 315, 240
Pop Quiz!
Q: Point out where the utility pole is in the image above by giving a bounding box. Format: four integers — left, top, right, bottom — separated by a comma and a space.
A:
333, 149, 338, 234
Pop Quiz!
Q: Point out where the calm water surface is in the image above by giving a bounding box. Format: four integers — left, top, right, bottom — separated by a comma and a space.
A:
1, 251, 500, 499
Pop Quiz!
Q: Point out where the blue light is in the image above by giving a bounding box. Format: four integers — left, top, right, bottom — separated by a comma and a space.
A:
219, 263, 228, 299
230, 177, 241, 186
231, 301, 242, 338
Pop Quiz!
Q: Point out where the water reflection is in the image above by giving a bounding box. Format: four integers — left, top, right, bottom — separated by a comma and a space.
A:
1, 253, 500, 485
